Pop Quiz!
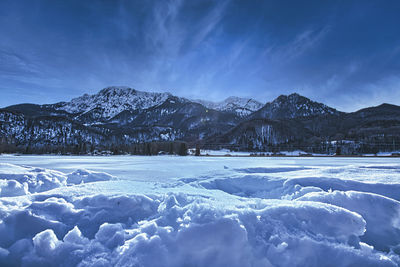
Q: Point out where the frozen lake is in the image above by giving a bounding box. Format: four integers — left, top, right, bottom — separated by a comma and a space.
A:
1, 155, 400, 266
1, 154, 399, 183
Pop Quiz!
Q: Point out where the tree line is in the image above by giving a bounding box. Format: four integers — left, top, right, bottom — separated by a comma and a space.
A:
0, 137, 188, 156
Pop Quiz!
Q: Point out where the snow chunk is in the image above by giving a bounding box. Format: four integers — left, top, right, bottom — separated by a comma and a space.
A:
0, 180, 28, 197
67, 169, 114, 184
298, 190, 400, 252
33, 229, 61, 257
0, 163, 67, 196
0, 164, 116, 196
95, 223, 125, 248
63, 226, 89, 245
285, 176, 400, 201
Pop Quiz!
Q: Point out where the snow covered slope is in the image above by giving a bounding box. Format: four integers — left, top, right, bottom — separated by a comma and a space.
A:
1, 156, 400, 266
194, 96, 263, 116
54, 86, 174, 121
251, 93, 340, 119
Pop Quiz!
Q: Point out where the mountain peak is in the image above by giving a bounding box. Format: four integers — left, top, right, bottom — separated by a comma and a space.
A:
99, 86, 135, 95
252, 93, 339, 119
193, 96, 263, 116
288, 92, 301, 98
224, 96, 245, 102
275, 93, 307, 103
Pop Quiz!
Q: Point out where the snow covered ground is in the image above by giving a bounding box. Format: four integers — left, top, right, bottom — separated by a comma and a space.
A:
0, 155, 400, 266
197, 149, 400, 156
196, 149, 311, 156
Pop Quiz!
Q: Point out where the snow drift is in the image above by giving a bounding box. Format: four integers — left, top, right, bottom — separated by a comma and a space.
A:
0, 160, 400, 266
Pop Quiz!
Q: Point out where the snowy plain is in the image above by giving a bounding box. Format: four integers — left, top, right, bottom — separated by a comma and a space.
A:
0, 155, 400, 266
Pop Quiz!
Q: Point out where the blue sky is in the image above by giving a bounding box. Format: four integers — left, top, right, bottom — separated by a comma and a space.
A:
0, 0, 399, 111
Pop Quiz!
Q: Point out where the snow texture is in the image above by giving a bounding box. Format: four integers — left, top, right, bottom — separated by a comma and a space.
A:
0, 156, 400, 266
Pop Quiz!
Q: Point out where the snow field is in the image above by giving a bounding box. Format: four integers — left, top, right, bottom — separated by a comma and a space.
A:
0, 157, 400, 266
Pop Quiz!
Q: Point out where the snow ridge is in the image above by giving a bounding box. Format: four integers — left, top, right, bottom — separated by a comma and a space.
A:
194, 96, 263, 116
55, 86, 173, 120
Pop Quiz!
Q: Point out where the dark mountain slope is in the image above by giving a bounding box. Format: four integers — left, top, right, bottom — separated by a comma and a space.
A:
251, 93, 341, 120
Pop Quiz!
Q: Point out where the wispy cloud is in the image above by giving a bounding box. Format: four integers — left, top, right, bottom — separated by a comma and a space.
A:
0, 48, 39, 77
268, 26, 330, 65
190, 0, 230, 49
138, 0, 232, 92
145, 0, 185, 57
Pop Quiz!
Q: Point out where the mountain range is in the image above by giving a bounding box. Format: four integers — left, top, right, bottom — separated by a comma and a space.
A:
1, 86, 399, 155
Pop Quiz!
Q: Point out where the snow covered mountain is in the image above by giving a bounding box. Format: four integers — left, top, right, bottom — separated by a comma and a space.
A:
251, 93, 340, 120
209, 100, 400, 153
2, 87, 400, 155
194, 96, 263, 116
53, 86, 176, 122
1, 86, 243, 151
